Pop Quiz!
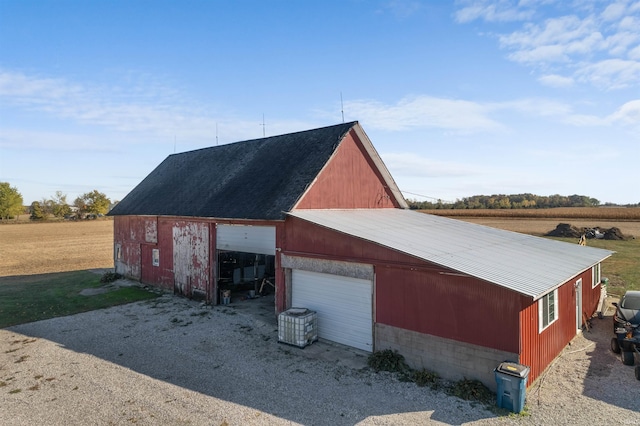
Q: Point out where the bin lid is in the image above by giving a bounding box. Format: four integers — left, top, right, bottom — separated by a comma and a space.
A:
285, 307, 309, 316
497, 362, 530, 378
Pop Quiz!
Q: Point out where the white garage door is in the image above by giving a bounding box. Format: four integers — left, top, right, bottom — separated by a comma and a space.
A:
292, 269, 372, 352
216, 224, 275, 255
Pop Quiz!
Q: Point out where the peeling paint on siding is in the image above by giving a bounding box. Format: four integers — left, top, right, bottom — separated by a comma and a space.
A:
173, 222, 210, 297
145, 219, 158, 243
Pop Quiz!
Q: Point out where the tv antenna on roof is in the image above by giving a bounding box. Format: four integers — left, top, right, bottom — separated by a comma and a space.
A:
260, 114, 266, 137
340, 92, 344, 123
216, 122, 219, 146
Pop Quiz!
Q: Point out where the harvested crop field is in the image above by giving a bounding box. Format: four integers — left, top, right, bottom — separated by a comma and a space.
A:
1, 214, 638, 278
451, 217, 640, 238
422, 207, 640, 238
0, 220, 113, 277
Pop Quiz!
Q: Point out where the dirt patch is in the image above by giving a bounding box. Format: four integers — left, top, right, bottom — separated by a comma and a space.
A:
546, 223, 633, 240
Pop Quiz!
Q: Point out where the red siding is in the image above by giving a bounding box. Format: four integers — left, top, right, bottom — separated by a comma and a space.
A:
520, 267, 599, 384
295, 130, 400, 209
114, 215, 283, 305
581, 267, 601, 316
376, 266, 522, 353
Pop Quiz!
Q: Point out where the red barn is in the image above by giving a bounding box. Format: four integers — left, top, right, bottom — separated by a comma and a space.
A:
109, 121, 612, 389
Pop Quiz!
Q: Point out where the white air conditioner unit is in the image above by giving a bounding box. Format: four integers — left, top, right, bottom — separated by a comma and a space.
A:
278, 308, 318, 348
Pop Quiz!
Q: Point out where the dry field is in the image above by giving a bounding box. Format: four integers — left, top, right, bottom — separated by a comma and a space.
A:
0, 212, 638, 279
422, 207, 640, 237
0, 219, 114, 277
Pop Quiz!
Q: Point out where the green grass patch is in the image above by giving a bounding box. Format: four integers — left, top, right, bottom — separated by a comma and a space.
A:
0, 271, 159, 328
549, 237, 640, 294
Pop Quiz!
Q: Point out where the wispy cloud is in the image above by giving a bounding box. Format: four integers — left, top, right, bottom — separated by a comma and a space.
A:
538, 74, 574, 87
574, 59, 640, 89
382, 152, 485, 178
455, 0, 640, 90
345, 96, 504, 132
0, 69, 313, 146
454, 0, 537, 23
378, 0, 423, 19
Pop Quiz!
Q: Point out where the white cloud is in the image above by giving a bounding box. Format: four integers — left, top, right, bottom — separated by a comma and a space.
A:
457, 2, 640, 90
0, 69, 313, 147
601, 2, 627, 21
538, 74, 574, 87
630, 44, 640, 60
382, 152, 485, 178
608, 99, 640, 124
575, 59, 640, 89
345, 96, 503, 132
454, 0, 536, 23
499, 15, 603, 64
0, 128, 118, 152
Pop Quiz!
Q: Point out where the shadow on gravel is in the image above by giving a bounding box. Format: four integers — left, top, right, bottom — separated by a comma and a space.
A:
580, 316, 639, 410
6, 292, 499, 425
526, 298, 639, 415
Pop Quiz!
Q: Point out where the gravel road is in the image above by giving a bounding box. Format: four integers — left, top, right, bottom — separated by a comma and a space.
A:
1, 288, 639, 425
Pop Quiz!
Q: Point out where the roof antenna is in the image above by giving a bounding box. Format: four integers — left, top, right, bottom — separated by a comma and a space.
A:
216, 123, 219, 146
340, 92, 345, 123
174, 135, 176, 153
261, 114, 266, 137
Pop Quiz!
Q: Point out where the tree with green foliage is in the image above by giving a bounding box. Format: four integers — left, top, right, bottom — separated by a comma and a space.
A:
0, 182, 24, 220
50, 191, 72, 218
74, 190, 111, 217
30, 201, 47, 220
407, 193, 602, 210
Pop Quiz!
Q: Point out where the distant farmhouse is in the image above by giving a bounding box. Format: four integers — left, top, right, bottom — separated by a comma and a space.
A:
109, 122, 612, 390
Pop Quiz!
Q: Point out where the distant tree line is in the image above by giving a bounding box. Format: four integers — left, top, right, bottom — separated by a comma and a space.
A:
407, 193, 607, 210
0, 182, 114, 221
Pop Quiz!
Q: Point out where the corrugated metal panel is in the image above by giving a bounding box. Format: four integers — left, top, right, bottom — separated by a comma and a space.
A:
520, 279, 578, 383
217, 224, 276, 255
288, 209, 613, 300
292, 269, 373, 352
376, 265, 522, 353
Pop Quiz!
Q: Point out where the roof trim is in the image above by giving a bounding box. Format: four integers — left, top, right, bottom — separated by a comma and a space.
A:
351, 124, 408, 209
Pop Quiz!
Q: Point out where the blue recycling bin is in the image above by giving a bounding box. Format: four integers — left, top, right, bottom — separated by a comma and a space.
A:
494, 362, 530, 413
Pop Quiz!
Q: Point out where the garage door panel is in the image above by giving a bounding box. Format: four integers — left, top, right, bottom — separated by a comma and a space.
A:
216, 225, 275, 255
292, 269, 372, 352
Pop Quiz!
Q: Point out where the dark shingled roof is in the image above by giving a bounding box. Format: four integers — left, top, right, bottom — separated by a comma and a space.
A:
109, 122, 357, 220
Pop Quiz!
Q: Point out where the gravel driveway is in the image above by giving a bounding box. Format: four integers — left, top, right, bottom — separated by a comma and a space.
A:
1, 288, 639, 425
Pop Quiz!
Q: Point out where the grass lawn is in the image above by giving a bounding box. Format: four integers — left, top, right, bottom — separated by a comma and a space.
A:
550, 237, 640, 295
0, 270, 159, 328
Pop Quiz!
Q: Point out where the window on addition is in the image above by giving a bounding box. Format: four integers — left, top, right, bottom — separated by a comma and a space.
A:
539, 288, 558, 332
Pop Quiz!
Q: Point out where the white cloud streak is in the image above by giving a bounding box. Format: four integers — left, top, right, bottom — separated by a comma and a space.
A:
0, 70, 313, 146
344, 96, 504, 132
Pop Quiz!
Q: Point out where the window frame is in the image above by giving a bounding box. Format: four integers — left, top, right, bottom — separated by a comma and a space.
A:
592, 263, 601, 289
538, 288, 559, 333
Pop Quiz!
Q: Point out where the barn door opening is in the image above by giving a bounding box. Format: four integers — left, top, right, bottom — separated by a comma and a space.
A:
215, 224, 276, 304
217, 251, 275, 302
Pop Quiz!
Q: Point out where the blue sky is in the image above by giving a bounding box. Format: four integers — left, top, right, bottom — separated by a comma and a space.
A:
1, 0, 639, 206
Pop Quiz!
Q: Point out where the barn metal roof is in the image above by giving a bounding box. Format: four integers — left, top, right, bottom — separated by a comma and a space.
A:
287, 209, 614, 300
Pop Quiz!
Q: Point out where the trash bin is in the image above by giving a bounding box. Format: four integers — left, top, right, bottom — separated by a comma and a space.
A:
494, 361, 530, 413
